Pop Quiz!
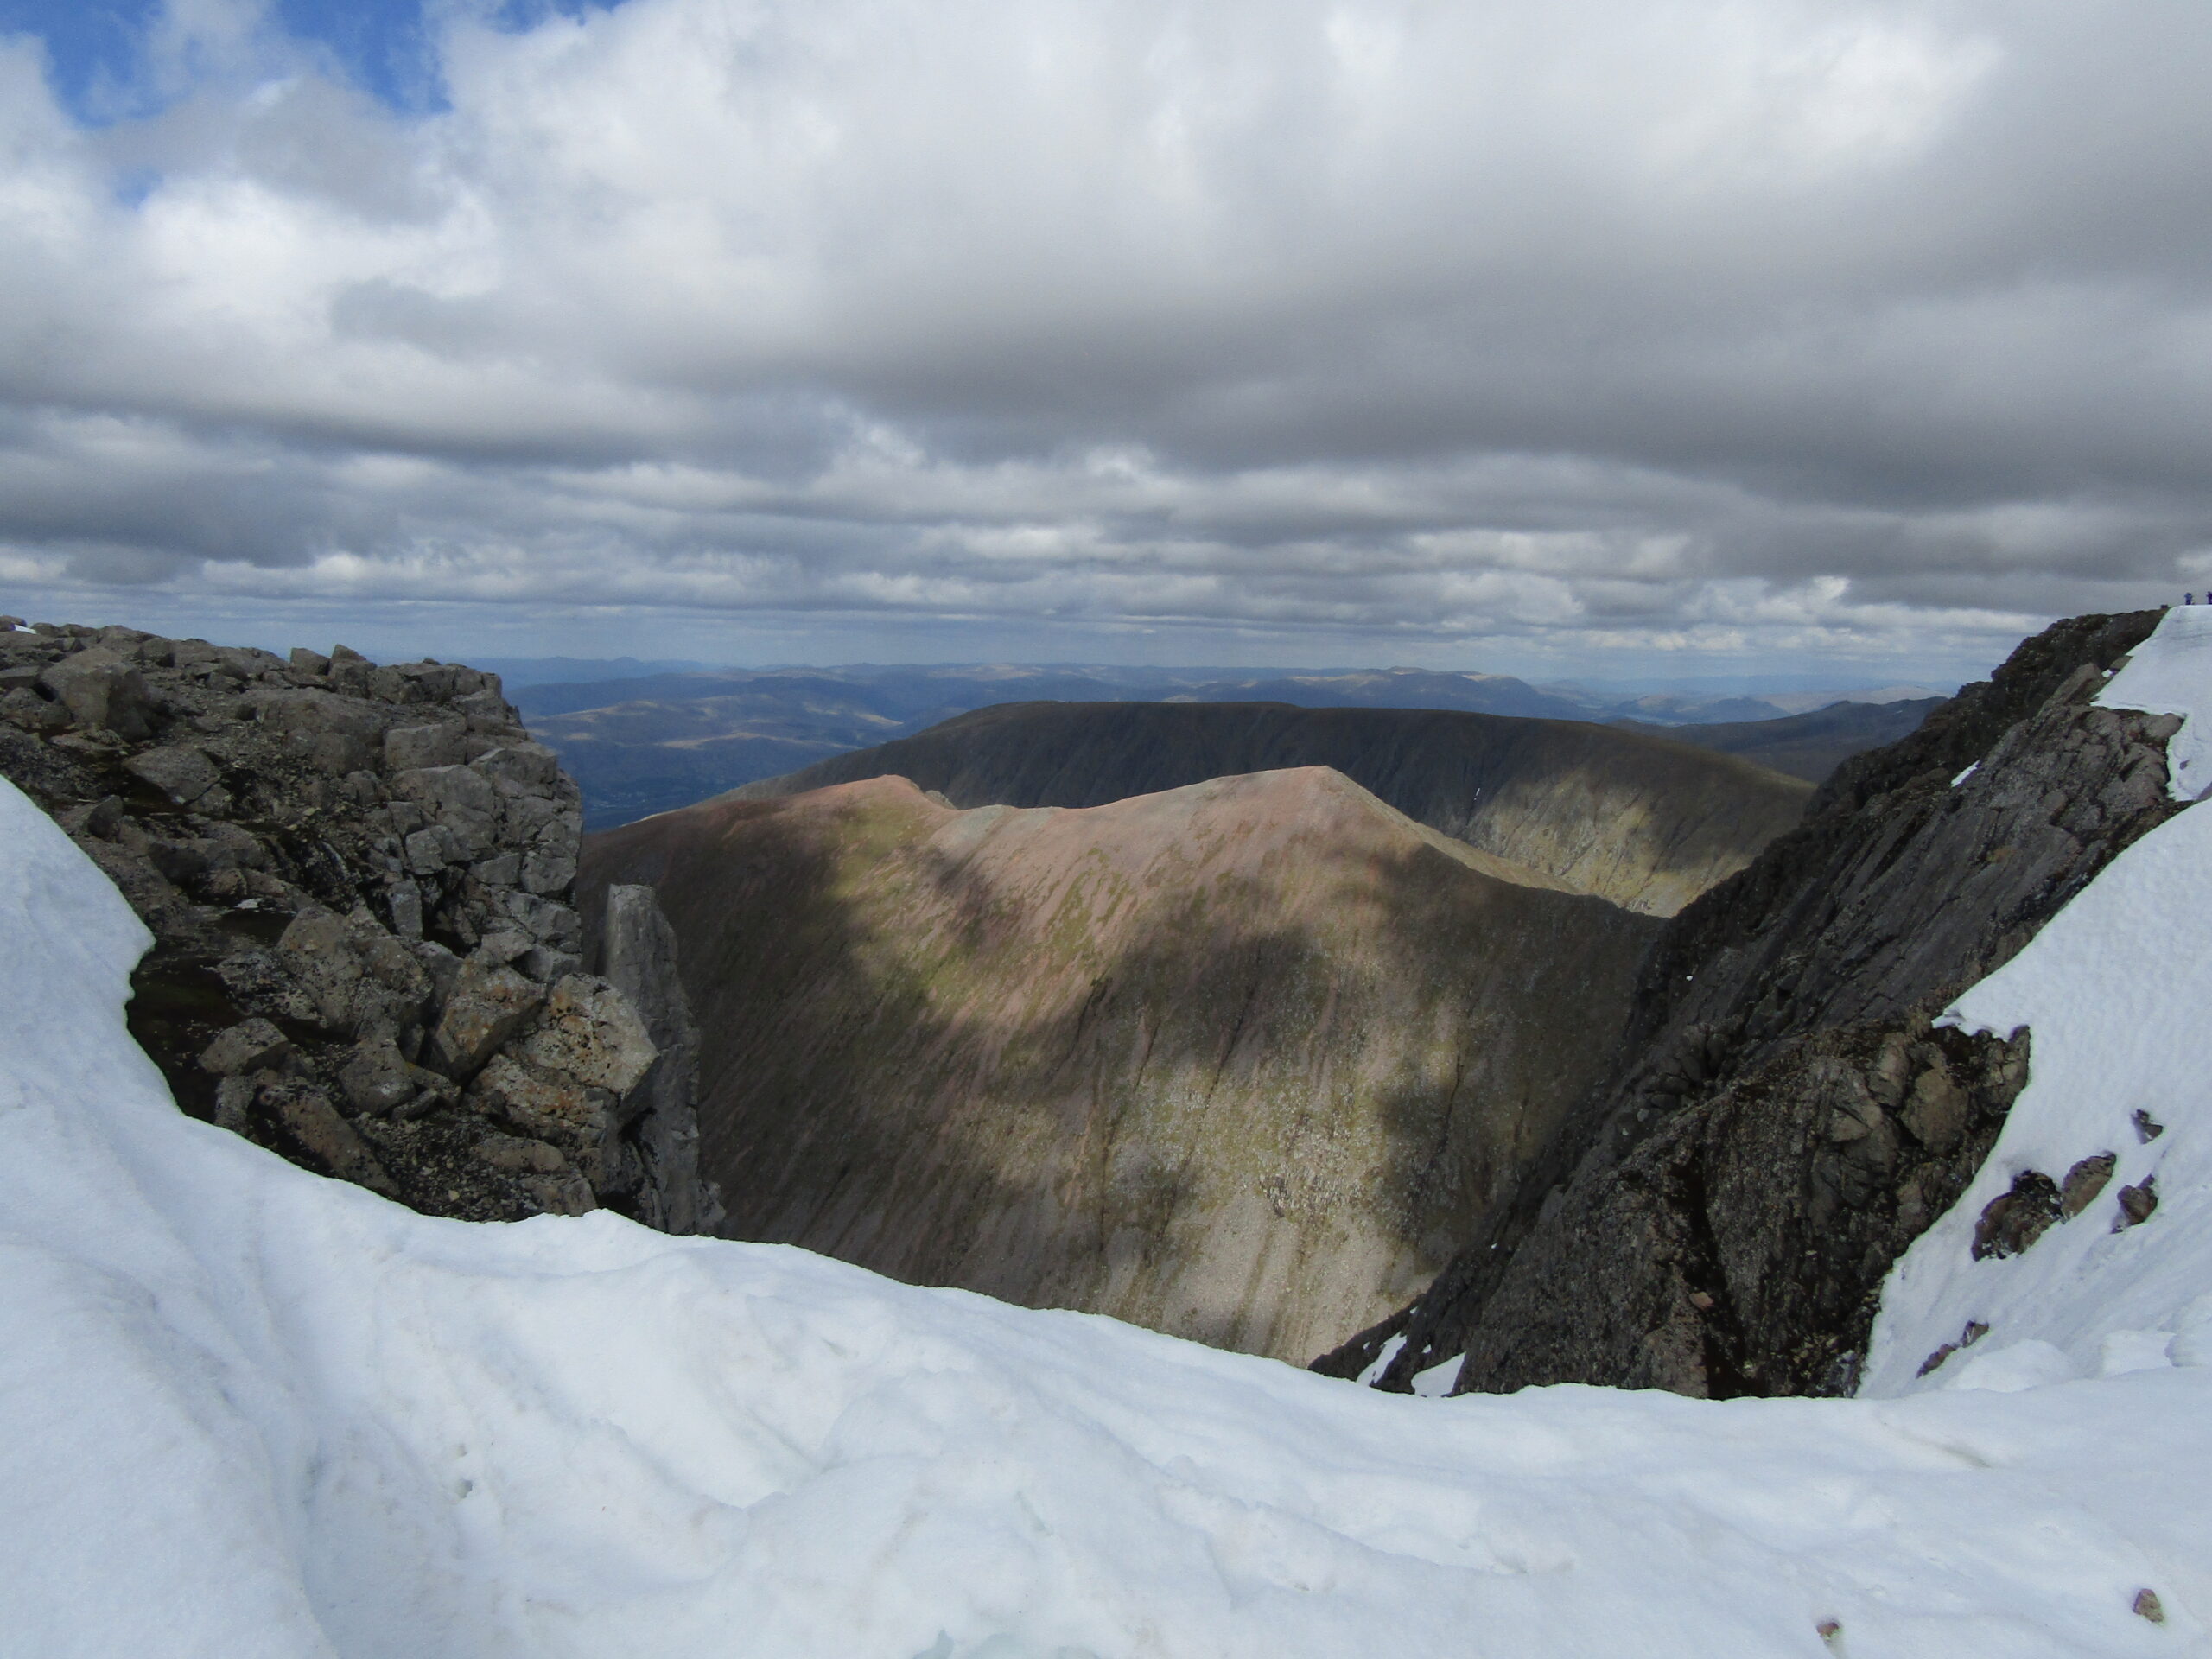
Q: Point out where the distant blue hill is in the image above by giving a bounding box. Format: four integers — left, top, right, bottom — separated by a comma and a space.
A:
475, 657, 711, 691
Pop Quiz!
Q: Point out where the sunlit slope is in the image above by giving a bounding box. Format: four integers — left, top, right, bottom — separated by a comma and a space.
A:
583, 766, 1656, 1360
731, 701, 1811, 916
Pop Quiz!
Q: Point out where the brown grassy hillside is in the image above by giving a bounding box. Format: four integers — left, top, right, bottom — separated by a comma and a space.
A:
582, 766, 1657, 1360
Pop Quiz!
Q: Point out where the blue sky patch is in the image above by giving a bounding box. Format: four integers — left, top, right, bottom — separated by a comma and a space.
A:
0, 0, 626, 120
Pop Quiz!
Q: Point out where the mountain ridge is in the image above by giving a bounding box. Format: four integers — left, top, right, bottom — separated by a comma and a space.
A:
728, 700, 1812, 916
1318, 608, 2179, 1396
518, 664, 1936, 827
580, 762, 1658, 1360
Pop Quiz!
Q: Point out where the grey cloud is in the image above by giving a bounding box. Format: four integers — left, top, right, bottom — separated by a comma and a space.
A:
0, 0, 2205, 675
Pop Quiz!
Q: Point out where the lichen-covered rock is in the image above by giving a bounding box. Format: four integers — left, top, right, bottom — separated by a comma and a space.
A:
199, 1019, 293, 1077
251, 688, 386, 774
385, 722, 471, 772
124, 744, 219, 804
475, 1131, 568, 1174
340, 1033, 416, 1116
244, 1077, 400, 1198
516, 976, 656, 1096
394, 765, 500, 857
429, 956, 544, 1078
39, 646, 157, 740
275, 910, 369, 1034
467, 1050, 604, 1139
1972, 1168, 2063, 1260
0, 617, 715, 1231
2059, 1152, 2116, 1219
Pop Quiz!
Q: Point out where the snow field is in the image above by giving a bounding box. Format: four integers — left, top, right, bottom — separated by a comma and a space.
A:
3, 607, 2212, 1656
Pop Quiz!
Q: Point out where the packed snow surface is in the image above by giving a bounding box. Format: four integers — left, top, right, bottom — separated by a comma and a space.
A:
5, 612, 2212, 1656
2099, 602, 2212, 798
1870, 606, 2212, 1408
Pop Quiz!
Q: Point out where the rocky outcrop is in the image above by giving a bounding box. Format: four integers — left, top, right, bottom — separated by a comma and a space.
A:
1317, 609, 2181, 1397
582, 766, 1658, 1361
731, 701, 1814, 916
0, 615, 716, 1230
592, 884, 722, 1236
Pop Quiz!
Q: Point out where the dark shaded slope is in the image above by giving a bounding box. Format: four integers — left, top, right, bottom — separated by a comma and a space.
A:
1316, 610, 2179, 1397
1615, 697, 1945, 784
580, 767, 1658, 1362
1194, 669, 1599, 720
731, 702, 1813, 916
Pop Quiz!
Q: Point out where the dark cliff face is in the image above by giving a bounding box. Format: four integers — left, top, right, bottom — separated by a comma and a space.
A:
0, 618, 717, 1233
1316, 610, 2181, 1397
734, 701, 1813, 917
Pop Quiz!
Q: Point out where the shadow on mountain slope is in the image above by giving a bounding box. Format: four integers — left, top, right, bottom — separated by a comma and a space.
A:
582, 768, 1656, 1360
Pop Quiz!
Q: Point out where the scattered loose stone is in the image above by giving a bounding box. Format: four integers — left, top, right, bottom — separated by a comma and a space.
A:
474, 1131, 568, 1174
200, 1019, 292, 1077
123, 744, 219, 804
523, 1170, 598, 1216
1971, 1170, 2063, 1260
257, 1080, 400, 1198
38, 646, 157, 739
2133, 1589, 2165, 1624
2133, 1109, 2164, 1142
339, 1033, 416, 1116
517, 976, 658, 1095
429, 956, 546, 1078
1915, 1319, 1991, 1378
2113, 1177, 2159, 1230
394, 1066, 461, 1121
2058, 1152, 2115, 1219
1899, 1062, 1968, 1154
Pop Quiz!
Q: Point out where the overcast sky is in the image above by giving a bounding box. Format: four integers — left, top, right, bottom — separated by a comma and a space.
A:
0, 0, 2206, 680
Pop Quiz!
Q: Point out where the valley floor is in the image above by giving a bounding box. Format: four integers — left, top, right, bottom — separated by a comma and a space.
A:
4, 613, 2212, 1656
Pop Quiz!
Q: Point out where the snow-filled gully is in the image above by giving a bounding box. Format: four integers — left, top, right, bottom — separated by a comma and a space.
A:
5, 611, 2212, 1656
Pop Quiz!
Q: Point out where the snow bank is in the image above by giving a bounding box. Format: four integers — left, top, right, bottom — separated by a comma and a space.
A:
1870, 608, 2212, 1417
3, 702, 2210, 1654
2097, 601, 2212, 799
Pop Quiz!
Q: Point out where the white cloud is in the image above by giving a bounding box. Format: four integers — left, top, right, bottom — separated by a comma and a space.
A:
0, 0, 2207, 671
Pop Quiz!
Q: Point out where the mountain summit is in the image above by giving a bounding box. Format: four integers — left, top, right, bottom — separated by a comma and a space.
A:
733, 700, 1812, 916
582, 765, 1655, 1359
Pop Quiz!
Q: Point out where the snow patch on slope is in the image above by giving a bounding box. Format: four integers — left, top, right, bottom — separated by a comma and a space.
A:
2, 737, 2210, 1653
1870, 603, 2212, 1408
1865, 799, 2212, 1395
1866, 610, 2212, 1433
2098, 601, 2212, 798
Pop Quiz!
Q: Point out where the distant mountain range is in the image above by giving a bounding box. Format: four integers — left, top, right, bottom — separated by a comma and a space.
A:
473, 656, 712, 690
510, 661, 1948, 828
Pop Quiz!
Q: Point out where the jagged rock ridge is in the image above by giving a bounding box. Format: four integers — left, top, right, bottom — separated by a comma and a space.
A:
582, 766, 1658, 1361
731, 700, 1814, 916
0, 616, 718, 1231
1317, 609, 2181, 1397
